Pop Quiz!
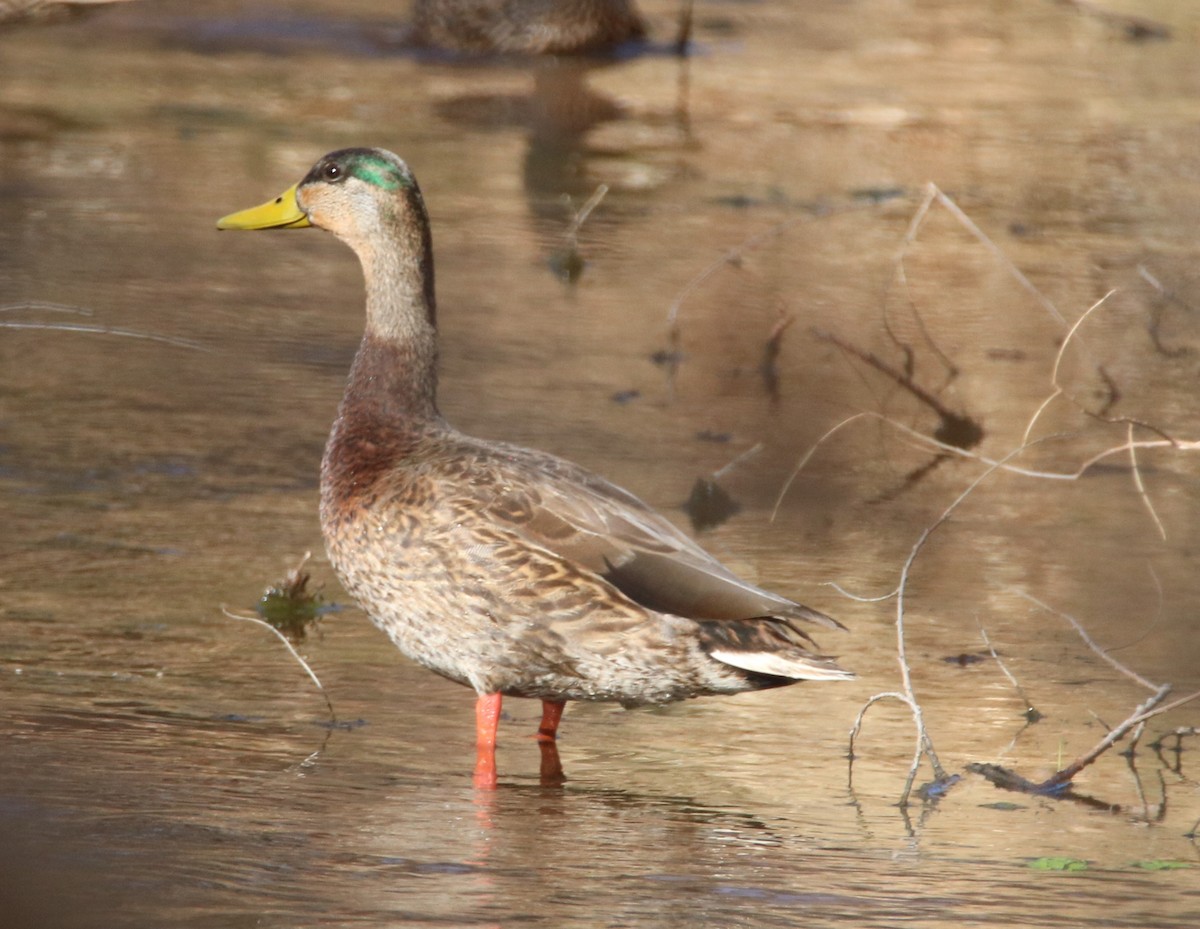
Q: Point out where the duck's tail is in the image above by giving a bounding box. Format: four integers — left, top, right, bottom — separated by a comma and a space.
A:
697, 617, 855, 683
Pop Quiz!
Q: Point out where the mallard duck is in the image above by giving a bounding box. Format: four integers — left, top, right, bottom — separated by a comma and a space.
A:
218, 148, 852, 786
408, 0, 645, 56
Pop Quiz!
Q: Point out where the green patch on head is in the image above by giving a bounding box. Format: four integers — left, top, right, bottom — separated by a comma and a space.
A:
348, 152, 411, 191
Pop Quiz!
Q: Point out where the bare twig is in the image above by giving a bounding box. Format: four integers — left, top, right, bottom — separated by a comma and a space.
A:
771, 413, 872, 521
1021, 290, 1114, 444
1009, 590, 1161, 692
902, 183, 1066, 325
1127, 421, 1167, 540
847, 448, 1031, 806
563, 184, 608, 241
0, 320, 210, 351
222, 606, 337, 724
978, 622, 1040, 722
1041, 685, 1175, 790
710, 442, 763, 481
848, 692, 929, 803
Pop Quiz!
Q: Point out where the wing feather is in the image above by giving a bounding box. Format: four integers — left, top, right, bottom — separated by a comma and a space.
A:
462, 439, 842, 630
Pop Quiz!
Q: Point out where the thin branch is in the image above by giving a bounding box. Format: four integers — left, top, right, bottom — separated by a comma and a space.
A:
1042, 685, 1174, 789
848, 692, 928, 803
978, 622, 1040, 721
771, 412, 872, 521
1009, 590, 1162, 692
563, 184, 608, 241
1127, 421, 1167, 540
222, 607, 337, 723
1022, 290, 1114, 444
910, 183, 1066, 325
0, 301, 94, 315
710, 442, 763, 480
0, 320, 210, 351
823, 581, 898, 604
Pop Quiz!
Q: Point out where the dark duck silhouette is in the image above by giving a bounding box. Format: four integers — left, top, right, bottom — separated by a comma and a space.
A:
218, 148, 852, 787
407, 0, 645, 56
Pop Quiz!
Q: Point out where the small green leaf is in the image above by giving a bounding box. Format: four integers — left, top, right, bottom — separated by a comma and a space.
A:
1028, 857, 1088, 871
1131, 860, 1192, 871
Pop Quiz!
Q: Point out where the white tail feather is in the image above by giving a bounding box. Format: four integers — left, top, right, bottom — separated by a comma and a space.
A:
710, 648, 855, 682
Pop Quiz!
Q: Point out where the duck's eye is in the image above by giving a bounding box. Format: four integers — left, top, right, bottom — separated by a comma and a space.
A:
322, 163, 344, 182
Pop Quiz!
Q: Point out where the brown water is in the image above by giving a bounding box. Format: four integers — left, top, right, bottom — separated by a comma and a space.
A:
3, 0, 1200, 925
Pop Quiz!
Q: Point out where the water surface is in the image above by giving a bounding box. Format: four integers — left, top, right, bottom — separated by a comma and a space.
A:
2, 1, 1199, 926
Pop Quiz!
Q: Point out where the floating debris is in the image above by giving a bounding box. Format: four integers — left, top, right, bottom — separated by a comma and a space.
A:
941, 651, 988, 666
256, 553, 326, 645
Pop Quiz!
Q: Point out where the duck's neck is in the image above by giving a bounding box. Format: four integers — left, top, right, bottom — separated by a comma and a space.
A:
343, 204, 441, 428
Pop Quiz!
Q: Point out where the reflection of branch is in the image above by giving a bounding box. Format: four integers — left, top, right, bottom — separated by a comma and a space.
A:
1140, 265, 1196, 359
760, 310, 794, 403
659, 201, 874, 398
813, 327, 983, 451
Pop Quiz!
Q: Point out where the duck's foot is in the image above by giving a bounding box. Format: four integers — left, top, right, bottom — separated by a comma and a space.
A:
473, 692, 502, 789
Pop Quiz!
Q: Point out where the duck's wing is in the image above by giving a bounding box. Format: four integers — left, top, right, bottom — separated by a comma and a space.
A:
466, 441, 843, 633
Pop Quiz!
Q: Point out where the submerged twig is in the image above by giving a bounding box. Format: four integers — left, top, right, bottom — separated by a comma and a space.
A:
813, 326, 983, 453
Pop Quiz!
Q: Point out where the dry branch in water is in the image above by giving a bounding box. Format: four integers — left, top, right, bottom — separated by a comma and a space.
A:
786, 185, 1198, 809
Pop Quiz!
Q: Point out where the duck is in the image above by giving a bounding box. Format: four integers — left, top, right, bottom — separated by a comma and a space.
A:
217, 147, 853, 787
407, 0, 645, 56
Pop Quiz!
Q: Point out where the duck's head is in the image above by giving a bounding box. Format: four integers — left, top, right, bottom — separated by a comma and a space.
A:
218, 147, 426, 252
218, 148, 437, 332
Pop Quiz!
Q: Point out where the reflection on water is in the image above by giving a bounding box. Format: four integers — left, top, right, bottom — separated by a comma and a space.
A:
2, 0, 1200, 926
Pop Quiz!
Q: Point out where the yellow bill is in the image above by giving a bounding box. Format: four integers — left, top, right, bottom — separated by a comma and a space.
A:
217, 183, 311, 230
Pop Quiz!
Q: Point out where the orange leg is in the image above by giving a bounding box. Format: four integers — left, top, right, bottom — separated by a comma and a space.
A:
537, 699, 566, 743
473, 692, 502, 789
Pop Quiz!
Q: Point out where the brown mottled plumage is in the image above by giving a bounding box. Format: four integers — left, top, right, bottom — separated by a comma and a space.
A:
408, 0, 645, 55
218, 148, 852, 785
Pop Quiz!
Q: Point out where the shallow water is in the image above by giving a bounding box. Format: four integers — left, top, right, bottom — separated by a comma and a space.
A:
2, 0, 1200, 926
